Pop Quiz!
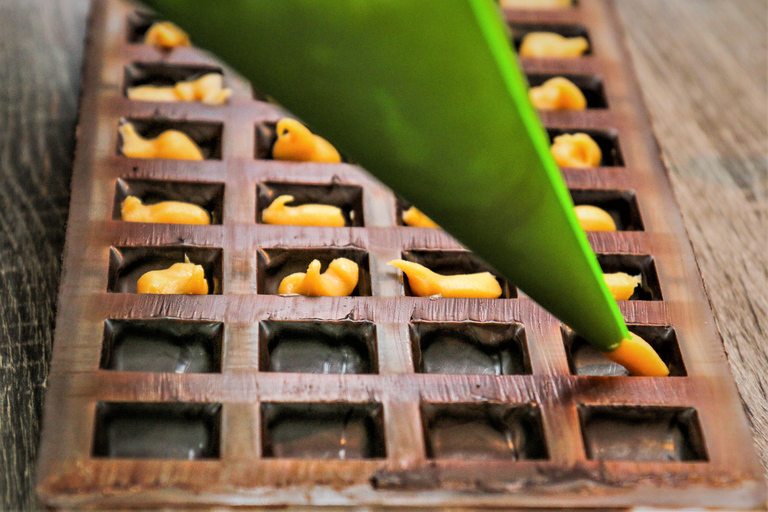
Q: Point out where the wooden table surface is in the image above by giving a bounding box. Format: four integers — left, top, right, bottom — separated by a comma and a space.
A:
0, 0, 765, 509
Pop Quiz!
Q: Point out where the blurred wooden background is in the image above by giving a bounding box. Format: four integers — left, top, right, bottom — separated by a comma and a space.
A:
0, 0, 764, 508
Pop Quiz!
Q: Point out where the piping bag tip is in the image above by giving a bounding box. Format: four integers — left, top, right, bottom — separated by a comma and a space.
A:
601, 331, 670, 377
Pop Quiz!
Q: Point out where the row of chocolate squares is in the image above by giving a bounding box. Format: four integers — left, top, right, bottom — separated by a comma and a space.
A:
120, 186, 623, 233
92, 400, 706, 462
130, 253, 642, 302
119, 116, 608, 169
126, 55, 605, 110
125, 61, 608, 111
100, 318, 687, 378
138, 16, 592, 61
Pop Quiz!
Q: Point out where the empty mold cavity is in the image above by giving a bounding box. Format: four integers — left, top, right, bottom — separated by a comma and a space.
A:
107, 245, 223, 294
399, 250, 515, 298
100, 318, 223, 373
422, 403, 547, 461
570, 188, 643, 231
93, 402, 221, 459
262, 403, 385, 459
126, 11, 157, 43
410, 322, 530, 375
124, 63, 224, 97
527, 74, 607, 109
579, 406, 707, 462
510, 23, 592, 54
563, 324, 685, 377
257, 247, 371, 296
113, 177, 225, 224
259, 320, 377, 374
118, 118, 223, 160
548, 128, 623, 166
257, 181, 364, 227
597, 253, 662, 301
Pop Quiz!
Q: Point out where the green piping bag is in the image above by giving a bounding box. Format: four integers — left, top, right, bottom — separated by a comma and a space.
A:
139, 0, 668, 374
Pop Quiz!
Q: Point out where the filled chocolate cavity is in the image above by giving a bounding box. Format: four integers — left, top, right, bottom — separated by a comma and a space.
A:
260, 320, 377, 374
509, 23, 592, 53
547, 128, 624, 166
579, 406, 707, 461
92, 402, 221, 459
118, 118, 224, 160
563, 324, 685, 376
257, 181, 364, 227
422, 403, 547, 461
126, 11, 157, 43
107, 245, 223, 294
597, 253, 662, 300
411, 322, 530, 375
114, 177, 225, 224
123, 63, 224, 95
255, 121, 278, 160
527, 73, 607, 109
399, 250, 516, 298
261, 403, 385, 459
100, 318, 223, 373
570, 188, 644, 230
257, 247, 371, 296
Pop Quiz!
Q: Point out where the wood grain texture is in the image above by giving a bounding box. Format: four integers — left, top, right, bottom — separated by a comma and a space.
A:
615, 0, 768, 478
0, 0, 88, 509
0, 0, 765, 509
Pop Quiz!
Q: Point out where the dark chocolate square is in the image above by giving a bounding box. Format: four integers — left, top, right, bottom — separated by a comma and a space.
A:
260, 321, 377, 374
411, 322, 530, 375
93, 402, 221, 459
257, 181, 364, 227
579, 406, 707, 461
101, 319, 223, 373
399, 250, 515, 298
262, 403, 385, 459
422, 403, 547, 460
107, 245, 223, 294
114, 177, 225, 224
257, 247, 371, 296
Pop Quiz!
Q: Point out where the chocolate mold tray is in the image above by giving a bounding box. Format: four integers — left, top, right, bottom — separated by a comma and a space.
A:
36, 0, 765, 509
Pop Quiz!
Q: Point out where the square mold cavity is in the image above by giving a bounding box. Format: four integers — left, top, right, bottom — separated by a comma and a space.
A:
100, 318, 223, 373
259, 320, 377, 374
563, 324, 685, 377
579, 406, 708, 462
395, 198, 440, 228
124, 63, 225, 97
257, 247, 371, 296
527, 74, 607, 109
118, 118, 223, 160
257, 181, 364, 227
399, 250, 515, 298
255, 121, 278, 160
255, 121, 345, 162
548, 128, 624, 166
93, 402, 221, 459
570, 188, 643, 231
261, 403, 385, 460
509, 23, 592, 54
114, 178, 225, 224
422, 403, 547, 461
597, 253, 662, 301
410, 322, 530, 375
126, 11, 157, 43
108, 246, 223, 294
